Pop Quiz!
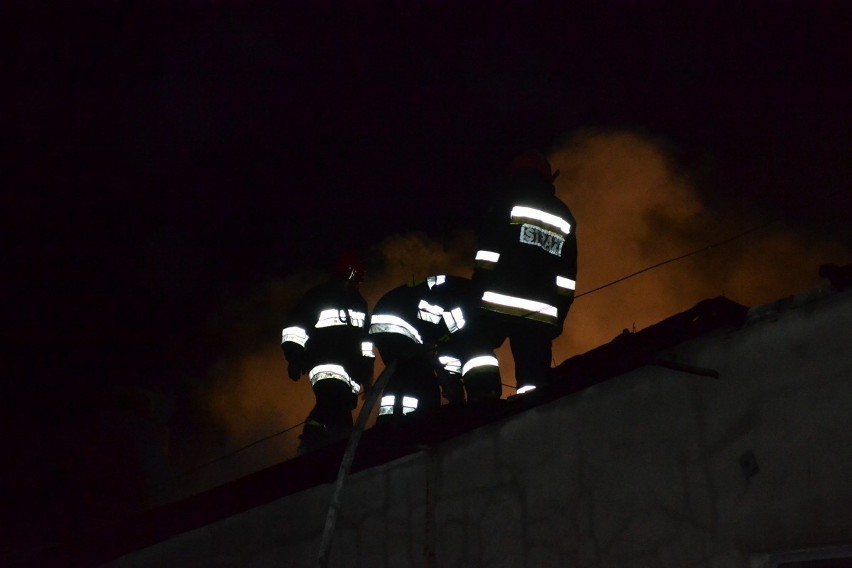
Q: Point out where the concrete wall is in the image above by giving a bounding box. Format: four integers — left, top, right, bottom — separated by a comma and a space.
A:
108, 287, 852, 568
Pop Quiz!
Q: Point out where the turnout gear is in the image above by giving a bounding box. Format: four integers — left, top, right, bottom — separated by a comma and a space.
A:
281, 267, 375, 454
369, 275, 501, 413
474, 151, 578, 393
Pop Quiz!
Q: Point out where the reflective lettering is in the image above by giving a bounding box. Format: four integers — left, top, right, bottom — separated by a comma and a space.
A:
520, 224, 564, 256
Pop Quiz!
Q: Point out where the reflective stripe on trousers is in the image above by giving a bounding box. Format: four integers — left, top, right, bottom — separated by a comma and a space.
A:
462, 355, 499, 377
379, 394, 419, 416
309, 364, 361, 394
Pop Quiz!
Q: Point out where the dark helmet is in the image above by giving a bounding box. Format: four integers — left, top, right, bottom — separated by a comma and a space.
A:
508, 150, 559, 182
334, 249, 366, 282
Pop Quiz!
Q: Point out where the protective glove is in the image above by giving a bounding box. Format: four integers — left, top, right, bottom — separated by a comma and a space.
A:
287, 361, 302, 381
283, 343, 305, 381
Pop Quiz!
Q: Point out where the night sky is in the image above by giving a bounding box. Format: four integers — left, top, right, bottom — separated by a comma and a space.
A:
3, 1, 851, 559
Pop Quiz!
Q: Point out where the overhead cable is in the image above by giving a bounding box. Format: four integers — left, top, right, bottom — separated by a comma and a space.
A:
575, 219, 778, 299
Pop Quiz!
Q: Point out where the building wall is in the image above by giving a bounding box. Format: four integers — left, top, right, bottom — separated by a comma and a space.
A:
108, 287, 852, 568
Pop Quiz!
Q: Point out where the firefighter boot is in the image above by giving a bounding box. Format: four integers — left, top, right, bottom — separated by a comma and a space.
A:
463, 366, 502, 402
441, 380, 465, 405
297, 420, 329, 455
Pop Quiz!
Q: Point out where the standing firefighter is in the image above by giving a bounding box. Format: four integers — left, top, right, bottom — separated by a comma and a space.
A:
281, 251, 375, 454
473, 150, 578, 395
369, 275, 500, 423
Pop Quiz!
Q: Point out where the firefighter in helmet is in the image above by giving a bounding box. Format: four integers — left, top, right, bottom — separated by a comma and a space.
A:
473, 150, 578, 395
368, 274, 501, 424
281, 250, 375, 454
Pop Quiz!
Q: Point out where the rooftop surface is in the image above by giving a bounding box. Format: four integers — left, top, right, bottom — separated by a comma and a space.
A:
21, 263, 852, 567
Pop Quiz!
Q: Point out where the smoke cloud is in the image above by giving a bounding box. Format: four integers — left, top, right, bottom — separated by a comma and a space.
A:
172, 129, 850, 498
361, 231, 476, 306
169, 271, 325, 495
549, 129, 850, 359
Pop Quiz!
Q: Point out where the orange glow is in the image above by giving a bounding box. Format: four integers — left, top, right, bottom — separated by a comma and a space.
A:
190, 129, 850, 490
550, 130, 850, 362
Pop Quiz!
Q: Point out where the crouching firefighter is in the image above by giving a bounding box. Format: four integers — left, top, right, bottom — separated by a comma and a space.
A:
368, 274, 501, 425
281, 251, 375, 454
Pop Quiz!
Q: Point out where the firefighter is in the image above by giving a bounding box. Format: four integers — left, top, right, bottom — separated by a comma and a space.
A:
281, 251, 375, 454
473, 150, 578, 395
368, 275, 501, 424
427, 275, 503, 402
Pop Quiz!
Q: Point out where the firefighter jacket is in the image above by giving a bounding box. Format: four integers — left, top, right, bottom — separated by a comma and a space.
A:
473, 174, 578, 337
369, 275, 499, 390
281, 280, 375, 394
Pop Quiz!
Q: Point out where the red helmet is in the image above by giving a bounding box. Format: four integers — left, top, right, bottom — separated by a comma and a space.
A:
508, 150, 559, 181
334, 249, 366, 282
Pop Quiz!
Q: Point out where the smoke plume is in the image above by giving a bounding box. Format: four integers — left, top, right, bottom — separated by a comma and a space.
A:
549, 129, 850, 359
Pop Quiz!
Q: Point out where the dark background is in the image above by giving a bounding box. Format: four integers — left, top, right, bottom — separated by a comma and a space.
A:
2, 1, 850, 559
